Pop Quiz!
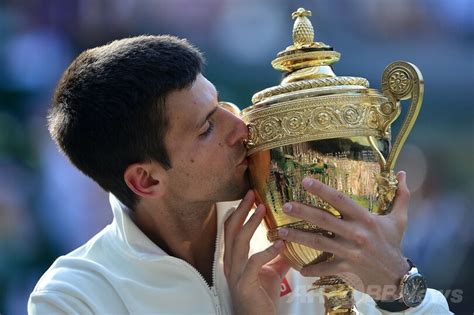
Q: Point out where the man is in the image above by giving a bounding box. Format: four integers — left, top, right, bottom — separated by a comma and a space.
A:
29, 35, 451, 314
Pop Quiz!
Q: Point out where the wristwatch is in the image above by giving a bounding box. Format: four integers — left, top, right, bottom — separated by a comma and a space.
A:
376, 259, 427, 312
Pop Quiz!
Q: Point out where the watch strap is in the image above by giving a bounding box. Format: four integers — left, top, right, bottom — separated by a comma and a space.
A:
376, 298, 410, 312
375, 259, 417, 312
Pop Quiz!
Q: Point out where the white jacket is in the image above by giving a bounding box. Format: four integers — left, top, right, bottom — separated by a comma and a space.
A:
28, 195, 451, 314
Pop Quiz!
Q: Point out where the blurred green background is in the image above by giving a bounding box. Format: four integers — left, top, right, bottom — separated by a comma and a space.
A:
0, 0, 473, 314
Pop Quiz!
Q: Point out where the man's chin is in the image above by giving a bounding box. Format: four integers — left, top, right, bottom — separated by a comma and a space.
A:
221, 172, 251, 201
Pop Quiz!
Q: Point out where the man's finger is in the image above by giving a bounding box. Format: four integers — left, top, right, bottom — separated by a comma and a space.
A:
224, 190, 255, 278
301, 177, 369, 221
277, 228, 353, 261
281, 202, 353, 240
230, 204, 266, 281
226, 190, 256, 233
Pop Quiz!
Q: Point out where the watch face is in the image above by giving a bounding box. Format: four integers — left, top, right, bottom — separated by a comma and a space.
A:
403, 273, 427, 307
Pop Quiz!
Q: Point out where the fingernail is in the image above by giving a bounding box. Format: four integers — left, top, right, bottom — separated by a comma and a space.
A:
273, 240, 284, 249
278, 227, 288, 237
303, 177, 315, 188
283, 203, 292, 213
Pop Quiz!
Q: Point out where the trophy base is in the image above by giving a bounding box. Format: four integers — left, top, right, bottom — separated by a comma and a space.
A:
311, 276, 357, 315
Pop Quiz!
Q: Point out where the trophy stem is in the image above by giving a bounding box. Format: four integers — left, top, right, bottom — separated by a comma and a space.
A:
312, 276, 357, 314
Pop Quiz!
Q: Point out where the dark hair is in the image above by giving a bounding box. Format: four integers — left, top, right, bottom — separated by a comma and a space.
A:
48, 35, 204, 209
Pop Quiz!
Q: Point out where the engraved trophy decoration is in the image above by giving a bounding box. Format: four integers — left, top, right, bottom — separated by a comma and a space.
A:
240, 8, 424, 314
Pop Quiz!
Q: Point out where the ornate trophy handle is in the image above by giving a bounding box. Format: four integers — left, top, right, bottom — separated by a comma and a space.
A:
381, 61, 424, 171
369, 61, 424, 213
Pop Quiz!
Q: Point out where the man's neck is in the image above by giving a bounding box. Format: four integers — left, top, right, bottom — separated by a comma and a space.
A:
131, 201, 218, 286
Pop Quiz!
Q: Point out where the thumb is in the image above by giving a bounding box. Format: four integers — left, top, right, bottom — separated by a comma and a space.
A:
390, 171, 410, 226
266, 254, 291, 280
241, 241, 284, 284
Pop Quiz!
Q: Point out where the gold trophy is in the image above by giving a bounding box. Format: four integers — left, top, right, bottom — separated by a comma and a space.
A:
240, 8, 424, 314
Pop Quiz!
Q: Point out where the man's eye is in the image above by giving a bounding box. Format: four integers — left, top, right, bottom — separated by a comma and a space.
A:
200, 121, 214, 137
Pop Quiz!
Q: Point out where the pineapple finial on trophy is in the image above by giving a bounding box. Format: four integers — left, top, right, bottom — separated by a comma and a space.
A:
291, 8, 314, 48
269, 8, 340, 83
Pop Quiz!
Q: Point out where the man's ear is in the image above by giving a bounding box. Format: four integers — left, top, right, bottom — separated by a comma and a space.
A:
124, 162, 167, 198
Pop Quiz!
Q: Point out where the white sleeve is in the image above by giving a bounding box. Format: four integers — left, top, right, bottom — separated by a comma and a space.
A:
380, 289, 452, 315
355, 288, 452, 315
28, 291, 94, 315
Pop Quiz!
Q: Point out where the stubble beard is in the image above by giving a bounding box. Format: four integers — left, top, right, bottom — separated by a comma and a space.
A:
220, 169, 251, 202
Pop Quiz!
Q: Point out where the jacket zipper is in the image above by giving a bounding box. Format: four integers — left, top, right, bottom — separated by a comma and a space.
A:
177, 211, 225, 314
210, 223, 222, 314
181, 261, 221, 315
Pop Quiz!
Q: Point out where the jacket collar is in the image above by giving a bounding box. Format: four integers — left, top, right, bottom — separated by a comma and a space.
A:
108, 194, 239, 258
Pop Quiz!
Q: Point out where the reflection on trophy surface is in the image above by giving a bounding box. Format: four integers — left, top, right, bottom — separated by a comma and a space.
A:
241, 7, 424, 314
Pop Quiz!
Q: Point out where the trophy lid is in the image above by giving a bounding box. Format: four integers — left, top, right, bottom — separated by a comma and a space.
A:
251, 7, 371, 106
242, 8, 397, 155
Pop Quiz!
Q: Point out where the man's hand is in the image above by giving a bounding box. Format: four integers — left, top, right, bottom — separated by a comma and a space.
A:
277, 171, 411, 301
224, 190, 291, 315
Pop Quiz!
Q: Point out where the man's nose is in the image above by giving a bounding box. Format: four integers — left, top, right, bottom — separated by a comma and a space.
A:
224, 110, 249, 147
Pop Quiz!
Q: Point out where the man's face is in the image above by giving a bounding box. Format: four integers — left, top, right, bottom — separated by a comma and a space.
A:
163, 74, 250, 204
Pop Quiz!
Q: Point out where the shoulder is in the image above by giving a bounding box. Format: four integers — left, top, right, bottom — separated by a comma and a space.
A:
28, 227, 128, 314
29, 257, 128, 314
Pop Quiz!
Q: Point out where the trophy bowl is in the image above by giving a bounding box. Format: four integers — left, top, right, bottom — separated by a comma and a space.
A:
240, 8, 424, 314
